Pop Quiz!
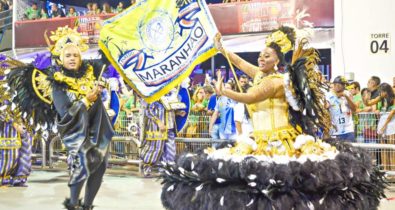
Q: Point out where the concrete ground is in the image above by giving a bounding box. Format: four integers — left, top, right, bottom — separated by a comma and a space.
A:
0, 170, 164, 210
0, 170, 394, 210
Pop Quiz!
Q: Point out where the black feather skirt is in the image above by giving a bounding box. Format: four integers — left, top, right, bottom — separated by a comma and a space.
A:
160, 141, 387, 210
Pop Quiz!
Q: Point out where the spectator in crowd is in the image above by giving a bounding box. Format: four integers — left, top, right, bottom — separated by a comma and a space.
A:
359, 87, 380, 143
350, 81, 363, 111
101, 2, 112, 14
116, 1, 125, 13
366, 76, 382, 111
40, 7, 48, 19
365, 83, 395, 170
188, 86, 208, 138
91, 3, 101, 15
350, 81, 373, 113
325, 76, 356, 142
85, 2, 94, 15
234, 83, 253, 137
203, 85, 214, 105
209, 80, 237, 143
50, 4, 65, 18
350, 83, 372, 141
24, 3, 41, 20
191, 86, 207, 112
130, 0, 137, 6
66, 6, 78, 17
239, 74, 250, 90
365, 83, 395, 136
358, 88, 373, 113
207, 84, 221, 140
117, 91, 139, 135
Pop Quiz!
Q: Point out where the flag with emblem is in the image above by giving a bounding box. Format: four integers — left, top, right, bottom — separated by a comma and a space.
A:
99, 0, 218, 103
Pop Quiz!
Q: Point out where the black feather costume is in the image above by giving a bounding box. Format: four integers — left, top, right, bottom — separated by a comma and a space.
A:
160, 142, 387, 210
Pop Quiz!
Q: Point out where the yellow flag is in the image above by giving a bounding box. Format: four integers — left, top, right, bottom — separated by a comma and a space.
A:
99, 0, 218, 103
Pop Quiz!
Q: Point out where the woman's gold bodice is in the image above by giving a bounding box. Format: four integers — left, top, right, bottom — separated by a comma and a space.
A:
248, 72, 294, 132
247, 72, 300, 155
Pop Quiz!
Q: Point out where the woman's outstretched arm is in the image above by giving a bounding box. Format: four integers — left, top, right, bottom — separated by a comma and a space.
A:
215, 33, 259, 78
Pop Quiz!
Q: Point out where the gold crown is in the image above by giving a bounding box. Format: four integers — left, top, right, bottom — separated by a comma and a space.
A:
265, 30, 293, 54
46, 26, 89, 56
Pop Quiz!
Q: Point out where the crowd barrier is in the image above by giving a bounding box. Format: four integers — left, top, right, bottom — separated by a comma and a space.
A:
178, 111, 211, 138
31, 111, 394, 176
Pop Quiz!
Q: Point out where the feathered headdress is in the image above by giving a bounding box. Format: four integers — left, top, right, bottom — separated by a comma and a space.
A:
265, 26, 296, 65
265, 27, 295, 54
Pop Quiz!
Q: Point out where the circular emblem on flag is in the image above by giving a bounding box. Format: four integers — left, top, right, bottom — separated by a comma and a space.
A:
139, 10, 175, 53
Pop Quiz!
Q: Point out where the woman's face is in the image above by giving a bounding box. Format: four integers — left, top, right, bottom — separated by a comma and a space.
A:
69, 8, 75, 13
225, 83, 232, 90
197, 88, 205, 100
62, 46, 81, 71
257, 47, 279, 73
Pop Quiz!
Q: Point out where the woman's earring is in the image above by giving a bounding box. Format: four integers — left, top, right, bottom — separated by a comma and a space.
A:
274, 64, 278, 71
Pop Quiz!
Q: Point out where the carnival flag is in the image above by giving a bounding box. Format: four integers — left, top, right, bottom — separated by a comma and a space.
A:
99, 0, 218, 103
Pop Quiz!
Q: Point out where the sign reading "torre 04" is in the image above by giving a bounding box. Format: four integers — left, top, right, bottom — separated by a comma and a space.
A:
370, 33, 391, 54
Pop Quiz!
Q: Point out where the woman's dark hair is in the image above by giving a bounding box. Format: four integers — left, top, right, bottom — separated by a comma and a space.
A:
351, 81, 361, 91
268, 42, 284, 65
379, 83, 394, 110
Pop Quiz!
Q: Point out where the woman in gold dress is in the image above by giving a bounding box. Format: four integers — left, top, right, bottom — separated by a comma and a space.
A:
160, 27, 386, 210
213, 26, 329, 156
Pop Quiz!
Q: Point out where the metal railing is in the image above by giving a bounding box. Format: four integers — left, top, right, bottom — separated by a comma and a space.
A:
0, 10, 12, 30
177, 111, 211, 138
32, 111, 395, 176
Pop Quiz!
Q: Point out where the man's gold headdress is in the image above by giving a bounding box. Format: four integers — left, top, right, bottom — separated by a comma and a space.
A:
45, 26, 89, 56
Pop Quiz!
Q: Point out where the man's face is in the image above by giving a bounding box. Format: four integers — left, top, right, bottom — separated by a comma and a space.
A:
239, 78, 248, 88
333, 83, 345, 93
367, 79, 378, 91
349, 85, 359, 95
62, 46, 81, 71
32, 4, 38, 10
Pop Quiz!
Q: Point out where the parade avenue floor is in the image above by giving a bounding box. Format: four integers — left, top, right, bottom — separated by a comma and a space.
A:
0, 170, 394, 210
0, 170, 163, 210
